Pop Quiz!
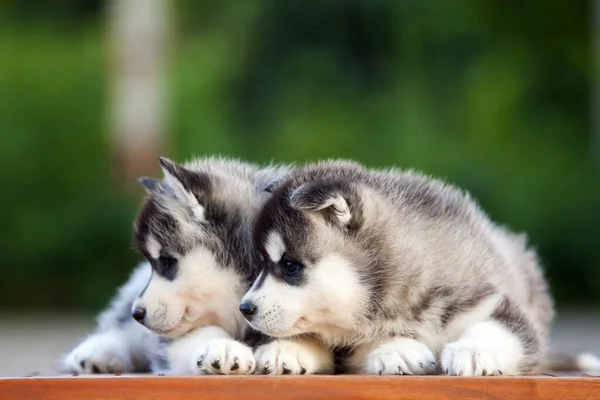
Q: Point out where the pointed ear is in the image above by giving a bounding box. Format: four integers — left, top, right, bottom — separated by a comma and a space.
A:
138, 177, 160, 194
289, 181, 359, 228
158, 157, 211, 193
157, 157, 208, 221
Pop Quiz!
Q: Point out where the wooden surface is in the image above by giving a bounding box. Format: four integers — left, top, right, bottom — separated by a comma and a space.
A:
2, 375, 600, 400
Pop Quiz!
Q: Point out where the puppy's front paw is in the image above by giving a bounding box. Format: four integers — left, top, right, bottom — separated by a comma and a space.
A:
441, 321, 523, 376
363, 338, 436, 375
63, 331, 132, 374
196, 339, 255, 375
254, 339, 334, 375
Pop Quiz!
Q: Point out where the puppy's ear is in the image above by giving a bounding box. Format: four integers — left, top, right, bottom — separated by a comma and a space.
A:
159, 157, 211, 194
138, 177, 160, 194
157, 157, 209, 221
289, 181, 360, 228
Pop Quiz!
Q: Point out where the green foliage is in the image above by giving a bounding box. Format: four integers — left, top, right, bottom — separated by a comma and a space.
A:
0, 25, 140, 311
0, 1, 598, 312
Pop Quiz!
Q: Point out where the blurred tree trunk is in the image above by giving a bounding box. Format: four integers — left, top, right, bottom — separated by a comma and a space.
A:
108, 0, 171, 189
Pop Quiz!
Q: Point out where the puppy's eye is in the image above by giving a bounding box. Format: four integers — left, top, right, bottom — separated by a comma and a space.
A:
158, 256, 177, 271
280, 258, 303, 276
151, 255, 179, 281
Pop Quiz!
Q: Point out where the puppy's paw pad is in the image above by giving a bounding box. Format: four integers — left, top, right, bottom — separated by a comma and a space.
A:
63, 332, 131, 374
363, 339, 436, 375
254, 341, 329, 375
196, 339, 255, 375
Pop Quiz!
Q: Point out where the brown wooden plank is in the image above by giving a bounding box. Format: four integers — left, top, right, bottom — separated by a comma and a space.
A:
1, 375, 600, 400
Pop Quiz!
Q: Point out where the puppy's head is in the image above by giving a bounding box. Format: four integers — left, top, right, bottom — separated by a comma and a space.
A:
132, 157, 285, 338
241, 164, 370, 338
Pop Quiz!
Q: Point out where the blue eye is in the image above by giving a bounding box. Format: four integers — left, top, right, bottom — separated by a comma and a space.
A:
281, 258, 303, 275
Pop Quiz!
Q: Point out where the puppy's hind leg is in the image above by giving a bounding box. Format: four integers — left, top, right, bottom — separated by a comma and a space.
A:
349, 338, 437, 375
441, 297, 542, 376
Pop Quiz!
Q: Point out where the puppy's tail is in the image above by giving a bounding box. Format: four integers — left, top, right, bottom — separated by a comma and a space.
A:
541, 351, 600, 372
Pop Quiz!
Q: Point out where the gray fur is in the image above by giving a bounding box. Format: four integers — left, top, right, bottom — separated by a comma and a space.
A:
62, 156, 290, 375
246, 159, 555, 375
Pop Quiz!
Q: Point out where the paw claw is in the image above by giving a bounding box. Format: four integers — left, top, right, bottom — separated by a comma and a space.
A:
231, 357, 239, 371
254, 340, 329, 375
440, 323, 521, 376
64, 332, 132, 375
195, 340, 254, 375
363, 338, 435, 375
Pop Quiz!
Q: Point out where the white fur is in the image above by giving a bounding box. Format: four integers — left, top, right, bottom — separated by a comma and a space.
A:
320, 195, 352, 225
306, 253, 369, 333
248, 271, 264, 292
242, 273, 300, 335
441, 320, 524, 376
441, 295, 503, 349
63, 330, 133, 374
145, 236, 161, 259
63, 326, 151, 374
361, 338, 436, 375
265, 231, 285, 263
197, 338, 256, 375
244, 252, 367, 339
576, 353, 600, 371
133, 246, 247, 339
164, 326, 255, 375
62, 263, 159, 374
314, 285, 506, 373
254, 337, 335, 375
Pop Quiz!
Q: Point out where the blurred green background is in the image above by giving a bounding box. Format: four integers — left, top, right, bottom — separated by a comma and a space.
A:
0, 0, 598, 315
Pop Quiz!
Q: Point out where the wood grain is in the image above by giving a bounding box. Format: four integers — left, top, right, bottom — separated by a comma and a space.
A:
1, 375, 600, 400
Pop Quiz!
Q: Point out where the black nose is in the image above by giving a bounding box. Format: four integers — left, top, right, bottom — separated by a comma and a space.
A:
239, 302, 257, 319
132, 307, 146, 323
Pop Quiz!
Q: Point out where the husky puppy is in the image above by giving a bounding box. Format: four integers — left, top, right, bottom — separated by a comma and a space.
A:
241, 160, 558, 376
63, 156, 290, 375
